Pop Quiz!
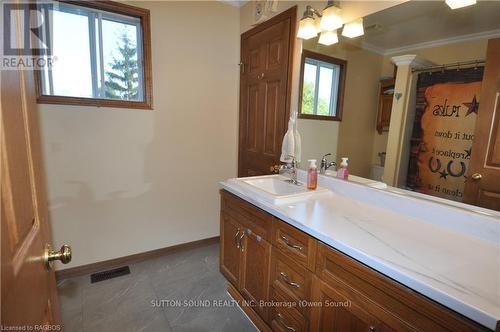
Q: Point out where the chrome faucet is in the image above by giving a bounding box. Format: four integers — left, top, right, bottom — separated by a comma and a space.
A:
279, 156, 299, 185
320, 153, 336, 174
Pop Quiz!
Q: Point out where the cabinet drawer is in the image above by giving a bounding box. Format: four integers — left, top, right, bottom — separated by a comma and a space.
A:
271, 249, 312, 315
221, 190, 272, 240
273, 219, 317, 271
315, 243, 489, 332
270, 288, 308, 332
310, 275, 383, 332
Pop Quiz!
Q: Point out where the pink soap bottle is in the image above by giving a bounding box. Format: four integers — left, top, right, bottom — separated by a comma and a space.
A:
307, 159, 318, 190
337, 157, 349, 180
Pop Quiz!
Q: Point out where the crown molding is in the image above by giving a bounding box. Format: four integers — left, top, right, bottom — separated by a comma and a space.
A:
360, 29, 500, 56
360, 41, 386, 55
391, 55, 436, 69
384, 29, 500, 55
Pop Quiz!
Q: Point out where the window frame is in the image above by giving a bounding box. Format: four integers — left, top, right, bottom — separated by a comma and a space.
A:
298, 50, 347, 121
34, 0, 153, 110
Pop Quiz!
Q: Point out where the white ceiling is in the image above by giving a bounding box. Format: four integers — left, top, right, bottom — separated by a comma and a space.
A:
360, 1, 500, 54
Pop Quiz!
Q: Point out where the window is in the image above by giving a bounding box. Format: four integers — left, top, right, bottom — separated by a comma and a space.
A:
35, 1, 152, 109
298, 50, 346, 121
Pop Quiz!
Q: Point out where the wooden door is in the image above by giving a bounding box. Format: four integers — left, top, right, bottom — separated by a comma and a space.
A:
464, 38, 500, 211
1, 5, 61, 328
219, 213, 243, 287
310, 276, 381, 332
238, 7, 296, 177
239, 230, 272, 321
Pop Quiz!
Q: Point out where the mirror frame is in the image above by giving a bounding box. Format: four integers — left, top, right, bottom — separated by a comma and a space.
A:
298, 50, 347, 122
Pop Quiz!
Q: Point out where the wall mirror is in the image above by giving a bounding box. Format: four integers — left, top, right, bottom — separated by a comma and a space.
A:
295, 0, 500, 212
298, 50, 346, 121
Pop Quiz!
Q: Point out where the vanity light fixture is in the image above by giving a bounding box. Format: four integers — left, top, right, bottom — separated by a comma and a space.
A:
297, 5, 321, 40
320, 1, 343, 31
342, 17, 364, 38
318, 30, 339, 46
445, 0, 476, 9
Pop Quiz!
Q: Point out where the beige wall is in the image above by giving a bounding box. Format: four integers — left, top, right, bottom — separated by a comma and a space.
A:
336, 47, 383, 177
298, 119, 340, 165
39, 1, 240, 269
371, 38, 489, 166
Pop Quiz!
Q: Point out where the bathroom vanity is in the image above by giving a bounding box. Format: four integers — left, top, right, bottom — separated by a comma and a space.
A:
219, 173, 499, 332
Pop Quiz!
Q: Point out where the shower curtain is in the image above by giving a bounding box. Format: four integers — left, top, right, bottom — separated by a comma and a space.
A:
406, 67, 483, 202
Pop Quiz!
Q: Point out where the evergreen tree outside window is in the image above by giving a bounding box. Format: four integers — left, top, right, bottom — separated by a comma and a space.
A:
103, 24, 141, 101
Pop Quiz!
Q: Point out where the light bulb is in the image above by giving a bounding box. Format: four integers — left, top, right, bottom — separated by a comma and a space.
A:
318, 30, 338, 46
297, 17, 318, 40
320, 5, 342, 31
342, 18, 364, 38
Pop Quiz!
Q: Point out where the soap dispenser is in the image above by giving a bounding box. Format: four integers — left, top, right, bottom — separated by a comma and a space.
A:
307, 159, 318, 190
337, 157, 349, 180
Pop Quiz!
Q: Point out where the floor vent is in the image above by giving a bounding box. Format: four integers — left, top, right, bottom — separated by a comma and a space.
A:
90, 266, 130, 283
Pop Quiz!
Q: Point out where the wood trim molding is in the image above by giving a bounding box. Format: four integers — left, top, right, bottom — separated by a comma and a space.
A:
298, 49, 347, 122
55, 236, 219, 280
34, 0, 153, 110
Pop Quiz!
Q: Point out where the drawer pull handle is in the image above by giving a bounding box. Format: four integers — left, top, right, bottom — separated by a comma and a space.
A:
369, 326, 376, 332
277, 313, 296, 332
281, 235, 303, 251
235, 229, 241, 249
280, 272, 300, 288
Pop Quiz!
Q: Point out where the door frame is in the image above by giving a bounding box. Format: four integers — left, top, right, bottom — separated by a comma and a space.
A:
463, 38, 500, 210
237, 6, 297, 177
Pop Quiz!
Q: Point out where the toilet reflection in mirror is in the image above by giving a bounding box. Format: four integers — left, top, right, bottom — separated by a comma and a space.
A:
295, 0, 500, 210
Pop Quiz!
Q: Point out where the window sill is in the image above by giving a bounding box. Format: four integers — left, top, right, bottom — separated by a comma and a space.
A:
36, 95, 153, 110
298, 113, 341, 121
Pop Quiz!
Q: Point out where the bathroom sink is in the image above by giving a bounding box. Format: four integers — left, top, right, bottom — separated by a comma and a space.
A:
228, 175, 328, 204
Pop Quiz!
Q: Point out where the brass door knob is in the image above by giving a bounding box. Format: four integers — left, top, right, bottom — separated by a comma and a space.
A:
44, 244, 72, 270
270, 164, 280, 173
471, 173, 482, 181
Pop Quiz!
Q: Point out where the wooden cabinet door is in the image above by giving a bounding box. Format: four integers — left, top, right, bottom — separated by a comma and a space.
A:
310, 277, 381, 332
238, 7, 296, 177
1, 4, 62, 327
219, 213, 243, 288
239, 230, 272, 321
377, 95, 393, 133
464, 38, 500, 211
376, 79, 395, 134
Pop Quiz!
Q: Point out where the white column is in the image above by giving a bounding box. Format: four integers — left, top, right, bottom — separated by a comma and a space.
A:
383, 55, 435, 187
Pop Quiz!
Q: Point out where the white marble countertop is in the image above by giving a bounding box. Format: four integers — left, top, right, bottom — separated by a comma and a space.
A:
220, 172, 500, 331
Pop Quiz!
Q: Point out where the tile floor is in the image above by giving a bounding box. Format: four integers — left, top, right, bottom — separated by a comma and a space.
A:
57, 243, 258, 332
